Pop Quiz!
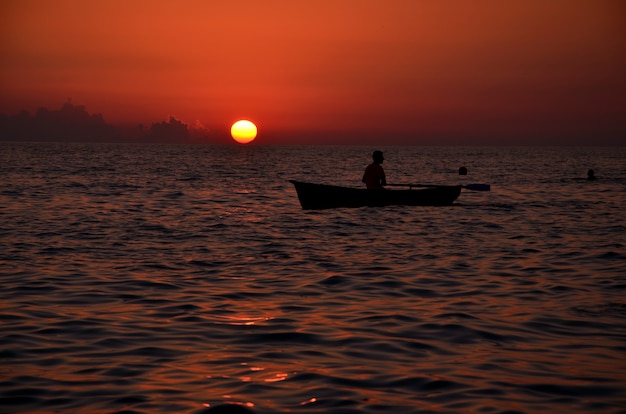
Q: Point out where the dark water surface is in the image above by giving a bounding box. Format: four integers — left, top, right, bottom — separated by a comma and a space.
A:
1, 143, 625, 413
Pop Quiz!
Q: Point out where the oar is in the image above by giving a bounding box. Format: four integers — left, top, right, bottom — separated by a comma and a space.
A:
388, 183, 491, 191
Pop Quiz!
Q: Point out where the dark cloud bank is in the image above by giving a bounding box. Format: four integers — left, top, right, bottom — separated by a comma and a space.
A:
0, 102, 219, 144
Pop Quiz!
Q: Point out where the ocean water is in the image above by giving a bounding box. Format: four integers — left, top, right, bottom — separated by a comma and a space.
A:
1, 142, 625, 414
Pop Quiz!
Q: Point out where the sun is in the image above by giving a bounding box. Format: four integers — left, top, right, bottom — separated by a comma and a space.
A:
231, 120, 257, 144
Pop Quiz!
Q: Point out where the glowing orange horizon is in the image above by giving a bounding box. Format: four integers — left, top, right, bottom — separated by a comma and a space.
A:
1, 2, 624, 145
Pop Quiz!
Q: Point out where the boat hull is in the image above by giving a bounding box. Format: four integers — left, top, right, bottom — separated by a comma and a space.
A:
289, 180, 462, 210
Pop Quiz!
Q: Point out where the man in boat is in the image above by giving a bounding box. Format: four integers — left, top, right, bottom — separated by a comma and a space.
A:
362, 150, 387, 189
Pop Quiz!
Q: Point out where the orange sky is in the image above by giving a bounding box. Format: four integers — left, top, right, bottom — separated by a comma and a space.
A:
1, 0, 625, 144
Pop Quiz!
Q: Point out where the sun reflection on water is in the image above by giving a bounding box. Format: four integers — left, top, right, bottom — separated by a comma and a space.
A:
264, 372, 290, 383
211, 315, 273, 326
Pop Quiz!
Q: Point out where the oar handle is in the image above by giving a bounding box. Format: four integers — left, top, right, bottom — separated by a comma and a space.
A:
388, 183, 491, 191
387, 183, 437, 189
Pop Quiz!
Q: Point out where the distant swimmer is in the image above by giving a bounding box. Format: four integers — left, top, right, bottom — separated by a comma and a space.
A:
458, 166, 468, 175
587, 169, 597, 180
362, 150, 387, 189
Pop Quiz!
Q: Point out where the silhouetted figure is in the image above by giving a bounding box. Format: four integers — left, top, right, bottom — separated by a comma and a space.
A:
194, 404, 255, 414
362, 150, 387, 189
458, 166, 468, 175
587, 169, 597, 180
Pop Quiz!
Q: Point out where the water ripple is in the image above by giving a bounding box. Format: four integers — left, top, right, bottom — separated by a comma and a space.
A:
1, 143, 625, 413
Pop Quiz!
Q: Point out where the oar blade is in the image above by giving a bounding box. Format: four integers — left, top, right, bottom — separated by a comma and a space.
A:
463, 183, 491, 191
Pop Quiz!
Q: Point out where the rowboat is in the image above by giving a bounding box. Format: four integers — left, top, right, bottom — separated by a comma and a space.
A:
289, 180, 462, 210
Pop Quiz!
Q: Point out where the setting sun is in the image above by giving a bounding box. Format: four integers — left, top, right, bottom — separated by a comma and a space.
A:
231, 120, 257, 144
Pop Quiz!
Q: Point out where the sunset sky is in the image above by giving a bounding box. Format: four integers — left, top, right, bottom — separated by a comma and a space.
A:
1, 0, 625, 144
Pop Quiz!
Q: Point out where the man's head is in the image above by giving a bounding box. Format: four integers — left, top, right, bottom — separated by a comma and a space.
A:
372, 150, 384, 164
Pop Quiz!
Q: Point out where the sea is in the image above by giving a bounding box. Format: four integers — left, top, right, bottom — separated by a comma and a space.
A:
1, 142, 625, 414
